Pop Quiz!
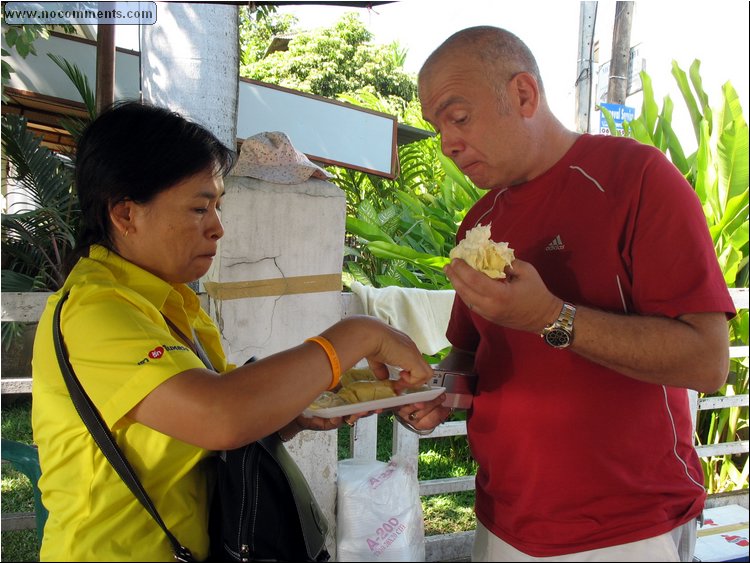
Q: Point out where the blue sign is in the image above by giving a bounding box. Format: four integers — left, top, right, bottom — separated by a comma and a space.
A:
599, 103, 636, 132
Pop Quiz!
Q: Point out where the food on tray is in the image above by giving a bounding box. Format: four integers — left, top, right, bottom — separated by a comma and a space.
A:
337, 380, 397, 404
302, 386, 444, 418
307, 367, 397, 410
340, 367, 379, 388
306, 391, 348, 410
449, 223, 514, 279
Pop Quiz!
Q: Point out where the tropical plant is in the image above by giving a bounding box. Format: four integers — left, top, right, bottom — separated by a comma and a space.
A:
341, 152, 480, 290
329, 90, 481, 291
601, 62, 749, 289
1, 114, 78, 293
1, 20, 75, 85
239, 10, 417, 103
1, 54, 95, 348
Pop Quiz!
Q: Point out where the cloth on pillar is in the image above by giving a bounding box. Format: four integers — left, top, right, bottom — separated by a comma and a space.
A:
350, 281, 454, 355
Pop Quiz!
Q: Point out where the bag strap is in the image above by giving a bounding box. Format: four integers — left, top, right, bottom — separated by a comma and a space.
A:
161, 315, 215, 372
53, 292, 194, 563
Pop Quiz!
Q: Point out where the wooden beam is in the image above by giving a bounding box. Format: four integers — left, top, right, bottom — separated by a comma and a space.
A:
0, 512, 36, 532
95, 25, 116, 114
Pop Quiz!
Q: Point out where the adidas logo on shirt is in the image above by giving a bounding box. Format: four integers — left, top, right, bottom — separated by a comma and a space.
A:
545, 235, 565, 251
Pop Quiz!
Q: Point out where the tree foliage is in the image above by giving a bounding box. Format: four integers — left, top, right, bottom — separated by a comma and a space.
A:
1, 20, 75, 85
239, 9, 417, 102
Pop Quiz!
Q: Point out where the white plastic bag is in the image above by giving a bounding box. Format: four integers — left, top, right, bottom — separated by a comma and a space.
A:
336, 456, 425, 561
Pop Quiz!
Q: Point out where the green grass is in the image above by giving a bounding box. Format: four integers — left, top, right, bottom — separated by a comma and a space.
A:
0, 529, 38, 563
2, 396, 39, 562
1, 397, 33, 441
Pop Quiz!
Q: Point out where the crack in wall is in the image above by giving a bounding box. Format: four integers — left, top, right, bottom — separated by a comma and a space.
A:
211, 256, 287, 354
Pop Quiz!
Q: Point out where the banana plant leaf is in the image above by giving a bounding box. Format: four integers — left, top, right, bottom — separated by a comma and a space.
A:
366, 241, 450, 272
345, 216, 396, 244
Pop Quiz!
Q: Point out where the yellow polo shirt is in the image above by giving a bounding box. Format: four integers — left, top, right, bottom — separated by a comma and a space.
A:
32, 245, 231, 561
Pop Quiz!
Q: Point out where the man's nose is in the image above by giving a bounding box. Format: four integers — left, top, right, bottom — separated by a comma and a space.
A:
440, 133, 463, 157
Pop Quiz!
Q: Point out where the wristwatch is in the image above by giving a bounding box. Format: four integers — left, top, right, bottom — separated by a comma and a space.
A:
541, 302, 576, 348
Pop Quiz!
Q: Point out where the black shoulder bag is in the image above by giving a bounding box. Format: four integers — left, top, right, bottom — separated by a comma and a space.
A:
52, 292, 330, 562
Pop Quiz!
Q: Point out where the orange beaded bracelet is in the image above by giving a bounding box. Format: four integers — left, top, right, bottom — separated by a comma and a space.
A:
305, 336, 341, 391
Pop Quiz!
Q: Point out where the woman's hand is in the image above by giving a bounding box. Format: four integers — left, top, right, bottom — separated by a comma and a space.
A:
292, 414, 344, 433
322, 316, 434, 389
284, 408, 383, 440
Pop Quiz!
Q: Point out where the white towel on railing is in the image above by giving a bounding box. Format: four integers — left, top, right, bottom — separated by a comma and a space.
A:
350, 282, 455, 355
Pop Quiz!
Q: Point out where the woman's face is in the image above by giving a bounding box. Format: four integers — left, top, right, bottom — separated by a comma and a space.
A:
115, 168, 225, 284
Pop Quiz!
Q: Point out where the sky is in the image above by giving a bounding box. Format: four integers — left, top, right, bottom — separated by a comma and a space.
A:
272, 0, 750, 137
116, 1, 749, 138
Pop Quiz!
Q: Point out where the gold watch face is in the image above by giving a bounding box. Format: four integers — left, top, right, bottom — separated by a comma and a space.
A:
544, 328, 571, 348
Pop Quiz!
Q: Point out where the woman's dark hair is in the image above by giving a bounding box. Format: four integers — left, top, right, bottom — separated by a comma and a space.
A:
66, 100, 236, 273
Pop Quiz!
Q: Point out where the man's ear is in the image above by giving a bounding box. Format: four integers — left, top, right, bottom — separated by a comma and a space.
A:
510, 72, 540, 118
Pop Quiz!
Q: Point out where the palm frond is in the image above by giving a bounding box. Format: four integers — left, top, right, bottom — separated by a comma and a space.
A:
1, 115, 80, 292
48, 53, 96, 119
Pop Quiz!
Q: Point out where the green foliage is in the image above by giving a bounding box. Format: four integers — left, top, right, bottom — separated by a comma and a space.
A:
2, 48, 95, 290
46, 53, 96, 136
2, 22, 49, 82
1, 54, 94, 351
421, 492, 475, 536
1, 114, 78, 292
1, 397, 33, 442
0, 529, 38, 562
1, 51, 95, 293
238, 4, 295, 66
1, 398, 39, 562
328, 90, 480, 290
625, 62, 748, 289
338, 129, 480, 290
1, 20, 75, 84
239, 10, 416, 102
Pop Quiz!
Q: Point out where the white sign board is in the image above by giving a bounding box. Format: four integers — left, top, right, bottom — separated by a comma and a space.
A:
596, 43, 645, 103
2, 32, 140, 102
237, 79, 398, 178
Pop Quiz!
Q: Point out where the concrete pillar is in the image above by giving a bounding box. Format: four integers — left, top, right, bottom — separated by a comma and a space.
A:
140, 2, 238, 149
205, 175, 346, 557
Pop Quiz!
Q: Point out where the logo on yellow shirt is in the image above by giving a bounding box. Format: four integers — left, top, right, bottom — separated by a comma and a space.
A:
149, 346, 165, 359
137, 344, 190, 365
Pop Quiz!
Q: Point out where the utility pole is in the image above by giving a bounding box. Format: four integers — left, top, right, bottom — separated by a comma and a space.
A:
575, 2, 598, 133
607, 1, 634, 104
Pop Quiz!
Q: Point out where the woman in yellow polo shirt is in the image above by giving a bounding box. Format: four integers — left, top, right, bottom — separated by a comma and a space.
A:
31, 101, 437, 562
